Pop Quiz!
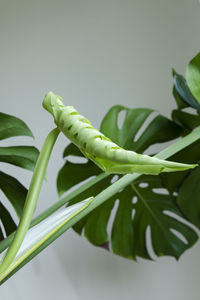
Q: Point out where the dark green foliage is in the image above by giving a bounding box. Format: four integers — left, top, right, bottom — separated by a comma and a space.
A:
0, 171, 28, 218
177, 166, 200, 228
57, 105, 198, 260
0, 202, 17, 241
0, 146, 39, 171
0, 113, 39, 243
0, 112, 33, 140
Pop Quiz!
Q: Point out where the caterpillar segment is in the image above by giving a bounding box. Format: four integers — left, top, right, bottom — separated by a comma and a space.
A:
43, 92, 197, 175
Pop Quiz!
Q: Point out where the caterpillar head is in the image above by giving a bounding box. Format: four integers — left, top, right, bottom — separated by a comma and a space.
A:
42, 91, 64, 116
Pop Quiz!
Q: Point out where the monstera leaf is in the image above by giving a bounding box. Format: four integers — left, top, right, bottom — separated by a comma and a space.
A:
158, 58, 200, 232
0, 112, 39, 242
57, 105, 198, 260
161, 53, 200, 237
177, 166, 200, 229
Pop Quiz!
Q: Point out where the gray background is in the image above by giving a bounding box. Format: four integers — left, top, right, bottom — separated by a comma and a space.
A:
1, 0, 200, 299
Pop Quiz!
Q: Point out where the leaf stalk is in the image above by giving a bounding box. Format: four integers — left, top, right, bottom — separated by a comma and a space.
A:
0, 128, 60, 275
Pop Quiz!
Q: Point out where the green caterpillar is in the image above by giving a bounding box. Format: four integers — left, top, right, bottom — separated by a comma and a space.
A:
43, 92, 197, 174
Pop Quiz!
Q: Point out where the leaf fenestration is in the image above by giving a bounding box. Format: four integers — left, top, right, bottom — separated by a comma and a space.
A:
57, 105, 198, 260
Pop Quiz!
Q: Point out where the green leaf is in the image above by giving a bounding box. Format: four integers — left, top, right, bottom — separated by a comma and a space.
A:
66, 172, 198, 259
57, 143, 101, 196
63, 142, 86, 158
58, 105, 198, 260
172, 85, 188, 110
57, 160, 101, 197
186, 52, 200, 103
177, 166, 200, 228
0, 202, 17, 240
173, 70, 200, 112
100, 106, 153, 148
133, 115, 182, 153
160, 138, 200, 196
100, 106, 181, 153
172, 110, 200, 132
0, 112, 39, 244
0, 112, 34, 140
0, 146, 39, 171
161, 98, 200, 195
0, 171, 27, 218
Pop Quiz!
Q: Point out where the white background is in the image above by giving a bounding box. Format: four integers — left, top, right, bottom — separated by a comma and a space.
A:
1, 0, 200, 299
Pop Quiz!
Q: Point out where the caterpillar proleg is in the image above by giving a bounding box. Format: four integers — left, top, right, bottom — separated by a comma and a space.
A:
43, 92, 197, 174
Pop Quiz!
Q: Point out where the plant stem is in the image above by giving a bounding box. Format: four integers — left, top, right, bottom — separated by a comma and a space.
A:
35, 126, 200, 223
1, 126, 200, 255
155, 126, 200, 159
0, 128, 60, 275
2, 125, 200, 284
31, 173, 108, 226
0, 173, 108, 254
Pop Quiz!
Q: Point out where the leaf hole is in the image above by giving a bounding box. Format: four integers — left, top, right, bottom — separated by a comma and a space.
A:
145, 226, 157, 260
173, 192, 178, 197
0, 218, 6, 240
134, 111, 158, 142
152, 188, 169, 195
111, 175, 119, 184
106, 199, 120, 250
143, 140, 179, 156
132, 209, 136, 220
170, 228, 188, 245
117, 109, 126, 130
66, 155, 88, 164
139, 182, 149, 188
163, 210, 199, 234
182, 107, 198, 114
132, 196, 138, 204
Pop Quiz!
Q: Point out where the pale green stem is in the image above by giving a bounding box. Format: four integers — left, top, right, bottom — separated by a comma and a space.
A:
0, 128, 60, 275
1, 126, 200, 256
2, 125, 200, 284
1, 126, 200, 284
0, 173, 108, 254
35, 126, 200, 222
31, 173, 108, 227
